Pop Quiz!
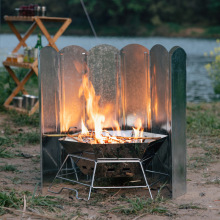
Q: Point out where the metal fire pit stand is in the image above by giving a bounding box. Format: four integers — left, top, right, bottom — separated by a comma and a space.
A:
48, 154, 154, 200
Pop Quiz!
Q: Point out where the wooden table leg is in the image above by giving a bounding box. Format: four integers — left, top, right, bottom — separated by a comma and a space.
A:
4, 69, 35, 106
4, 65, 28, 95
32, 60, 38, 76
35, 17, 59, 51
6, 21, 27, 49
12, 22, 38, 53
53, 18, 72, 42
29, 101, 39, 116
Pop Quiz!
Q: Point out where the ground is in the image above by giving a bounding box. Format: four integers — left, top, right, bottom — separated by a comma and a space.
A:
0, 102, 219, 219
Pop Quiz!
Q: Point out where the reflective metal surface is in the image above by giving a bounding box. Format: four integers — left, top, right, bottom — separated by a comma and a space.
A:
150, 45, 170, 182
87, 44, 119, 128
170, 47, 186, 198
39, 44, 186, 198
39, 47, 61, 185
120, 44, 150, 129
59, 45, 87, 132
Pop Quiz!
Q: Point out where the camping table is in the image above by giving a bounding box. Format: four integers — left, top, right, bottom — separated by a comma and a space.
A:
2, 16, 72, 115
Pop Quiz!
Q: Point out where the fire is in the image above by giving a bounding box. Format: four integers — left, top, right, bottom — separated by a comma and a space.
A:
79, 74, 106, 143
133, 118, 144, 142
78, 74, 144, 144
81, 119, 89, 134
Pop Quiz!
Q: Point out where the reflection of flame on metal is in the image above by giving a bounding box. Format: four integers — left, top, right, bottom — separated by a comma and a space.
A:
152, 64, 158, 121
133, 118, 144, 143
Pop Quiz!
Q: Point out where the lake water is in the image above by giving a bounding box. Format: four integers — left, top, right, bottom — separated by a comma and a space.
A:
0, 34, 219, 103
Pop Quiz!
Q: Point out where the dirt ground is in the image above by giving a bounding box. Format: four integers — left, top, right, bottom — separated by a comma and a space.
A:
0, 105, 220, 220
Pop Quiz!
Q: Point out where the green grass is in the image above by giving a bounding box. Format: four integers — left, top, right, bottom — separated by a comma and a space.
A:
0, 128, 39, 148
178, 203, 206, 210
0, 190, 23, 215
0, 188, 67, 215
186, 103, 220, 169
0, 164, 18, 172
9, 111, 39, 127
14, 131, 40, 145
0, 147, 14, 158
187, 104, 220, 136
31, 155, 40, 163
99, 196, 168, 215
99, 185, 168, 216
203, 145, 220, 156
0, 136, 14, 148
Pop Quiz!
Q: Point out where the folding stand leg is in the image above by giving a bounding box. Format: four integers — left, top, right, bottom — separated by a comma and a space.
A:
49, 157, 155, 200
48, 154, 97, 200
140, 161, 153, 199
48, 154, 81, 198
70, 157, 79, 181
144, 153, 170, 187
48, 154, 70, 193
88, 161, 97, 200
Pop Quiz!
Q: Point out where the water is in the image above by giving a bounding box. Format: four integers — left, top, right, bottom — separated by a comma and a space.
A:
0, 34, 219, 102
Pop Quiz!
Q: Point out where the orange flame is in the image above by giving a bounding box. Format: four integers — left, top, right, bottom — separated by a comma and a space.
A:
78, 74, 144, 144
81, 119, 89, 135
79, 74, 105, 143
133, 118, 144, 142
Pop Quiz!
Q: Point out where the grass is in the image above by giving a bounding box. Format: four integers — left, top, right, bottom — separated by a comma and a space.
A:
98, 184, 169, 216
99, 195, 168, 216
0, 164, 18, 172
9, 111, 39, 128
121, 197, 167, 215
14, 131, 40, 145
0, 190, 23, 215
0, 188, 67, 216
0, 136, 14, 148
186, 103, 220, 169
0, 129, 39, 148
178, 203, 206, 210
186, 103, 220, 137
0, 146, 14, 158
188, 145, 219, 169
205, 177, 220, 185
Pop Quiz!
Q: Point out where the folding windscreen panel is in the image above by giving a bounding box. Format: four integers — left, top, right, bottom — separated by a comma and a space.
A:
39, 44, 186, 198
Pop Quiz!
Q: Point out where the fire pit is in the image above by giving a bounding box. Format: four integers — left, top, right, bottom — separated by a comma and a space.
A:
39, 44, 186, 199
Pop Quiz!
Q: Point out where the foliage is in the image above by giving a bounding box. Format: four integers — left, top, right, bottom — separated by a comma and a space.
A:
1, 0, 220, 36
0, 189, 64, 215
0, 146, 14, 158
0, 67, 38, 106
187, 103, 220, 136
8, 110, 39, 127
14, 131, 40, 145
205, 39, 220, 94
0, 191, 22, 215
0, 164, 18, 172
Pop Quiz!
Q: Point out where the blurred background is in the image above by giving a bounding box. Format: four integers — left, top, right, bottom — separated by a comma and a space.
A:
1, 0, 220, 37
0, 0, 220, 103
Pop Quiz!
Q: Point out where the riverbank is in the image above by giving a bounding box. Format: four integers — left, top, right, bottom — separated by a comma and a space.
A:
0, 102, 219, 219
0, 22, 220, 38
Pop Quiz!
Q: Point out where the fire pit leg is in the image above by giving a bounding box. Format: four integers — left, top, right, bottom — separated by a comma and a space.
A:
90, 158, 154, 200
48, 156, 156, 200
48, 153, 98, 200
88, 161, 97, 200
140, 161, 153, 200
48, 154, 82, 199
